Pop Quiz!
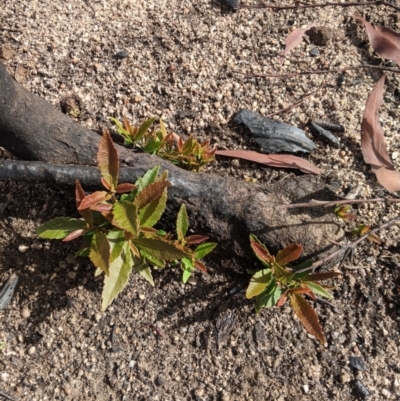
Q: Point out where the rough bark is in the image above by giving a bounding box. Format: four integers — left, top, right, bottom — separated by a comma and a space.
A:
0, 62, 344, 268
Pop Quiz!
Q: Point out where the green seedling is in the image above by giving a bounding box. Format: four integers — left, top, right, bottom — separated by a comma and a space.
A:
246, 234, 340, 344
111, 117, 215, 171
37, 129, 216, 311
351, 224, 382, 244
335, 204, 356, 221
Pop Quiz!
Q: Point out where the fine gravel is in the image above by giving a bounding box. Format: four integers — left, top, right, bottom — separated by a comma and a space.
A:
1, 1, 400, 400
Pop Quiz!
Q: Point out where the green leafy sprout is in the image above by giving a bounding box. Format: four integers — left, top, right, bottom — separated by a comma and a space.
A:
246, 234, 341, 344
110, 117, 216, 172
36, 129, 216, 311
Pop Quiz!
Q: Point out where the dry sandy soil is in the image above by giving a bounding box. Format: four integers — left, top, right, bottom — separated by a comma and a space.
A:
1, 1, 400, 400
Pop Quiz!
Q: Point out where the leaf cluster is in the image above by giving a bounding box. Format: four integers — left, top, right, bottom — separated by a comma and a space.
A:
36, 130, 216, 311
246, 234, 340, 344
111, 117, 215, 172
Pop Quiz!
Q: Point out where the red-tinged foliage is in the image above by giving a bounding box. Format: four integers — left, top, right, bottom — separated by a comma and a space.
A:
361, 74, 400, 192
115, 183, 137, 193
353, 12, 400, 67
135, 181, 170, 210
215, 150, 322, 175
90, 203, 113, 212
97, 129, 119, 190
78, 191, 111, 210
279, 24, 316, 64
275, 244, 302, 266
101, 177, 112, 191
250, 240, 274, 265
306, 272, 341, 281
194, 260, 207, 273
62, 229, 86, 242
276, 291, 288, 307
75, 180, 93, 225
292, 287, 316, 301
289, 292, 325, 345
184, 235, 209, 245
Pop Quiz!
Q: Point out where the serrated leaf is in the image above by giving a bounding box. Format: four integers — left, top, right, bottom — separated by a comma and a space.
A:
89, 231, 110, 276
246, 269, 273, 299
194, 242, 217, 259
101, 242, 133, 311
289, 292, 325, 344
139, 248, 165, 267
97, 129, 119, 190
249, 234, 274, 266
176, 204, 189, 240
112, 201, 138, 236
135, 181, 170, 211
132, 255, 154, 286
78, 191, 111, 210
139, 186, 168, 228
36, 217, 87, 239
115, 183, 137, 193
275, 244, 302, 266
107, 229, 125, 263
184, 234, 209, 245
304, 281, 333, 300
135, 166, 160, 191
134, 237, 191, 262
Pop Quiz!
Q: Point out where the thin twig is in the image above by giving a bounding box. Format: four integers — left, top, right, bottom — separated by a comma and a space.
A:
276, 197, 400, 210
302, 214, 400, 272
233, 64, 400, 80
0, 389, 17, 401
245, 1, 400, 13
266, 83, 328, 117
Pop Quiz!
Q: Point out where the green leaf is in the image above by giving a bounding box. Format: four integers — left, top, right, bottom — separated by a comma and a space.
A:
304, 281, 333, 300
139, 248, 165, 268
132, 255, 154, 286
135, 166, 160, 192
181, 257, 194, 283
97, 129, 119, 190
246, 269, 273, 299
289, 292, 326, 344
112, 201, 138, 236
89, 231, 110, 276
176, 204, 189, 240
135, 117, 156, 142
107, 229, 125, 263
275, 244, 302, 266
255, 283, 282, 312
139, 186, 168, 228
194, 242, 217, 259
101, 242, 133, 311
249, 234, 274, 267
135, 181, 170, 211
134, 237, 191, 262
36, 217, 87, 239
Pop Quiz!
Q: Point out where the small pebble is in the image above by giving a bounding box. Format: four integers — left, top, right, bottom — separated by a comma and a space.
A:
302, 384, 309, 394
18, 244, 29, 253
155, 375, 165, 386
231, 159, 240, 167
350, 356, 367, 371
28, 346, 36, 355
21, 307, 31, 319
309, 47, 320, 57
68, 271, 77, 280
114, 50, 128, 59
138, 293, 145, 300
382, 389, 391, 398
187, 277, 197, 286
0, 372, 9, 382
129, 360, 136, 368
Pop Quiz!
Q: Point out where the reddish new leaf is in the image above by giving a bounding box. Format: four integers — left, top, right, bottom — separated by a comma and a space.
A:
78, 191, 111, 210
275, 244, 302, 266
250, 236, 274, 265
276, 290, 288, 307
75, 180, 93, 225
291, 287, 317, 301
215, 150, 322, 174
306, 272, 341, 281
63, 228, 86, 242
194, 260, 207, 273
353, 12, 400, 67
135, 181, 171, 210
279, 24, 316, 64
184, 235, 209, 245
97, 129, 119, 190
115, 183, 137, 194
361, 74, 400, 192
90, 203, 113, 213
289, 292, 325, 344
